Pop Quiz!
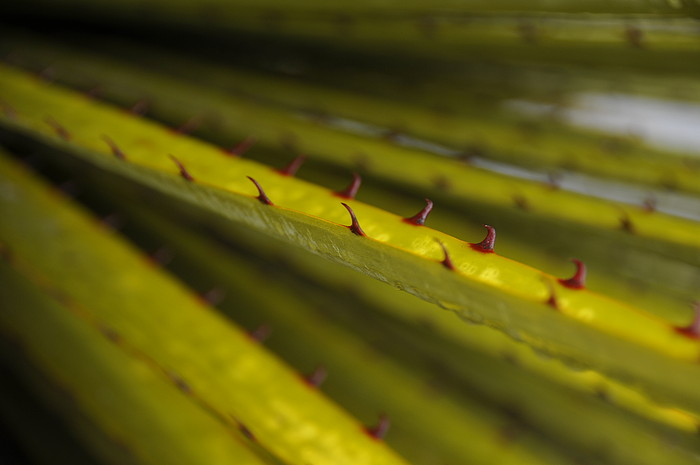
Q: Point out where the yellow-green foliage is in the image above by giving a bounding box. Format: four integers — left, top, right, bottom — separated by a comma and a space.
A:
0, 6, 700, 465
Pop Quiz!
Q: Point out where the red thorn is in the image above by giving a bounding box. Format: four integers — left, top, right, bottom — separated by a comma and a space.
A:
626, 26, 644, 48
239, 424, 256, 441
365, 414, 390, 440
248, 324, 271, 343
470, 225, 496, 253
675, 303, 700, 339
518, 21, 537, 43
101, 135, 126, 160
643, 196, 657, 213
38, 66, 56, 81
547, 172, 562, 190
436, 239, 455, 271
383, 128, 402, 142
129, 99, 150, 115
224, 136, 256, 157
247, 176, 274, 205
341, 203, 366, 237
304, 365, 328, 388
166, 371, 192, 394
546, 282, 559, 310
335, 173, 362, 199
100, 213, 124, 231
84, 84, 102, 100
403, 198, 433, 226
44, 117, 70, 140
149, 246, 174, 266
277, 155, 307, 176
57, 180, 80, 198
98, 324, 121, 343
512, 194, 529, 211
199, 287, 226, 306
559, 259, 586, 290
620, 214, 635, 233
168, 155, 194, 182
172, 116, 201, 135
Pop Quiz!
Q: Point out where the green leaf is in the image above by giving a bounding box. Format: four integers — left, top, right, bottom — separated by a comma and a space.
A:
0, 150, 411, 465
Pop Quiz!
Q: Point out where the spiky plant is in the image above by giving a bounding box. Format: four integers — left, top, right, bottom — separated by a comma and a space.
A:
1, 2, 700, 465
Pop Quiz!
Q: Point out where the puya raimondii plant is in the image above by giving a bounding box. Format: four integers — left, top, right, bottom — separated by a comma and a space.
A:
1, 2, 700, 464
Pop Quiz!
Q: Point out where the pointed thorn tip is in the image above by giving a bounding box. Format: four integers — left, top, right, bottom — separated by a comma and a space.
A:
436, 239, 455, 271
366, 414, 390, 440
149, 246, 174, 266
304, 365, 328, 388
224, 136, 256, 157
546, 281, 560, 310
173, 116, 201, 135
341, 203, 367, 236
200, 287, 226, 307
239, 423, 256, 441
168, 155, 194, 182
620, 214, 635, 233
101, 135, 126, 160
559, 259, 586, 289
277, 155, 307, 176
643, 196, 657, 213
247, 176, 274, 205
44, 117, 70, 140
129, 99, 149, 116
404, 198, 433, 226
470, 224, 496, 253
249, 324, 272, 343
335, 173, 362, 199
100, 213, 124, 231
675, 302, 700, 339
